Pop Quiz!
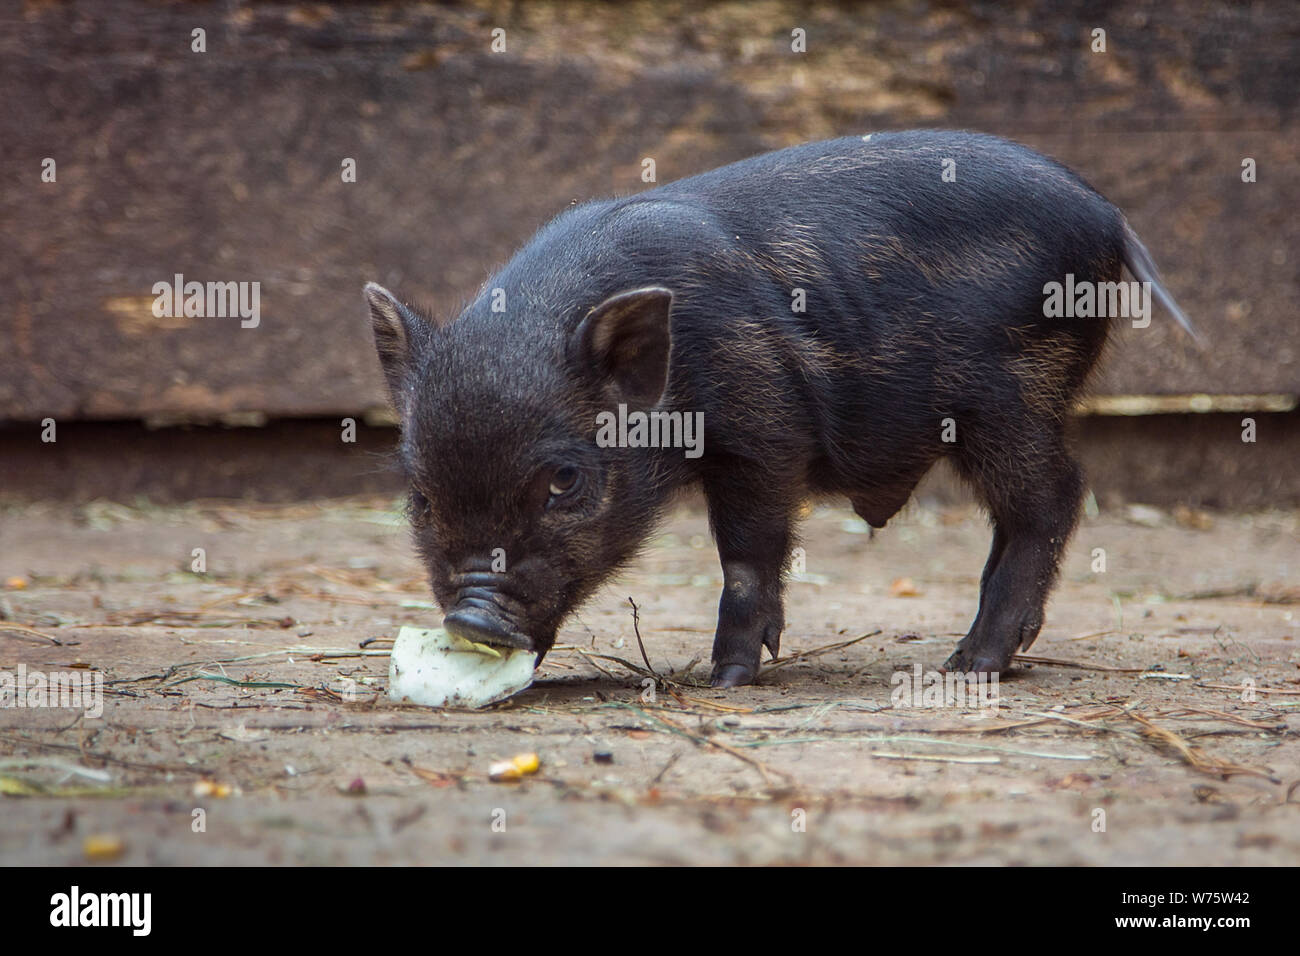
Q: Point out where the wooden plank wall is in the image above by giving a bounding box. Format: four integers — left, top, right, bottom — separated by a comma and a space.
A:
2, 0, 1297, 425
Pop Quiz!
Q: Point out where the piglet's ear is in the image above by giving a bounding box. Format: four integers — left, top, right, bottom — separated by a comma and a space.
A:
364, 282, 432, 412
570, 287, 673, 408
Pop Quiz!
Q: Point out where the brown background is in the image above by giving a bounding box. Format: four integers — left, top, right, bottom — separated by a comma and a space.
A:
4, 0, 1298, 420
0, 0, 1296, 502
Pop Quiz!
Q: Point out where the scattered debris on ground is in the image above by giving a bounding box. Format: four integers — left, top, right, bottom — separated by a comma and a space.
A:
1, 497, 1297, 864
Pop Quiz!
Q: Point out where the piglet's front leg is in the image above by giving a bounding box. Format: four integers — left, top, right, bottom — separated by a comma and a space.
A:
705, 477, 794, 688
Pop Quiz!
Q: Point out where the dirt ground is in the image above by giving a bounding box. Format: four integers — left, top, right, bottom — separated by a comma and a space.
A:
1, 495, 1297, 866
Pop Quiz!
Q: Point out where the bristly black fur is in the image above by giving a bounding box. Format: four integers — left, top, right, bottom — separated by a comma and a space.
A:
366, 129, 1193, 686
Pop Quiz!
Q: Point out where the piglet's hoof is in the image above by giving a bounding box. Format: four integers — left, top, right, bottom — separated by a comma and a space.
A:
710, 663, 757, 688
942, 646, 1011, 675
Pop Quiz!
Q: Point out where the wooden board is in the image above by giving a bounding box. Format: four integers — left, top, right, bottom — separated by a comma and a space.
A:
1, 0, 1296, 423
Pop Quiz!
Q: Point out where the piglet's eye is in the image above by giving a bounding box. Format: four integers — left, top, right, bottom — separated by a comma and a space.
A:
548, 466, 580, 499
409, 489, 432, 524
